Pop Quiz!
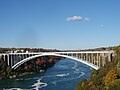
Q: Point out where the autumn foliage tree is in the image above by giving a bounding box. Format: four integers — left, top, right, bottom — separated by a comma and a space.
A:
76, 45, 120, 90
104, 69, 118, 89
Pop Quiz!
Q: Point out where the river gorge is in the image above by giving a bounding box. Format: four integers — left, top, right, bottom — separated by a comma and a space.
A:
0, 58, 91, 90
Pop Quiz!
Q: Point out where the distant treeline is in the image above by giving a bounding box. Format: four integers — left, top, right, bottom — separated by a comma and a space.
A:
0, 45, 116, 53
0, 47, 60, 53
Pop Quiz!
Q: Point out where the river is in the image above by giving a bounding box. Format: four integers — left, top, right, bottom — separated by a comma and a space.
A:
0, 58, 92, 90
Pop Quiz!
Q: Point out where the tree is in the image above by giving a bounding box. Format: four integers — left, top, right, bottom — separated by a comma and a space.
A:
0, 56, 12, 79
75, 79, 89, 90
104, 69, 118, 89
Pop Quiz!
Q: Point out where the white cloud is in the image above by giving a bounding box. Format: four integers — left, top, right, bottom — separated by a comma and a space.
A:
67, 16, 83, 21
66, 16, 89, 21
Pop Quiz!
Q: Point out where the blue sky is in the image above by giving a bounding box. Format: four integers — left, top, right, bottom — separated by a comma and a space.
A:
0, 0, 120, 50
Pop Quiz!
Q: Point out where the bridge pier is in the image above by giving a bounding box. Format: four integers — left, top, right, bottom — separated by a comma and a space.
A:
92, 55, 94, 64
7, 54, 9, 66
83, 54, 86, 61
94, 55, 96, 65
98, 54, 101, 67
102, 53, 105, 66
88, 55, 91, 63
86, 53, 88, 62
108, 53, 112, 62
97, 53, 99, 67
11, 54, 13, 67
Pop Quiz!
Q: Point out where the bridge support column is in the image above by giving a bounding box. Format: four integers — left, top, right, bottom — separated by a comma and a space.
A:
3, 55, 5, 61
13, 55, 15, 65
80, 53, 82, 59
91, 53, 93, 64
108, 53, 111, 62
86, 53, 88, 62
10, 54, 13, 67
23, 54, 25, 59
88, 55, 90, 62
84, 54, 86, 61
25, 54, 27, 58
98, 54, 101, 67
7, 54, 9, 66
102, 53, 105, 67
11, 54, 13, 67
97, 53, 99, 67
93, 56, 96, 65
78, 54, 79, 59
18, 54, 20, 61
81, 53, 83, 60
70, 53, 72, 57
17, 54, 20, 62
14, 55, 17, 64
76, 53, 78, 58
21, 54, 23, 60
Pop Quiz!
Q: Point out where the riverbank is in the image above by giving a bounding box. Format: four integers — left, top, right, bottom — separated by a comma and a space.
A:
0, 56, 64, 79
75, 45, 120, 90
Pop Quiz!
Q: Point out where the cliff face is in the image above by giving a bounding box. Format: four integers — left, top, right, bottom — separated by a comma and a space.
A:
75, 46, 120, 90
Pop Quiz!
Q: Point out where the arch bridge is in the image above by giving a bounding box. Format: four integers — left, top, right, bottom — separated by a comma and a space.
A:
0, 51, 114, 70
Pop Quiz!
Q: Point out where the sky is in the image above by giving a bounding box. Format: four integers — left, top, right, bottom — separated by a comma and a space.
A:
0, 0, 120, 50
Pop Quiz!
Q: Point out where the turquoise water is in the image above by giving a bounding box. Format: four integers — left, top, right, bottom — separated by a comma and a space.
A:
0, 58, 92, 90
